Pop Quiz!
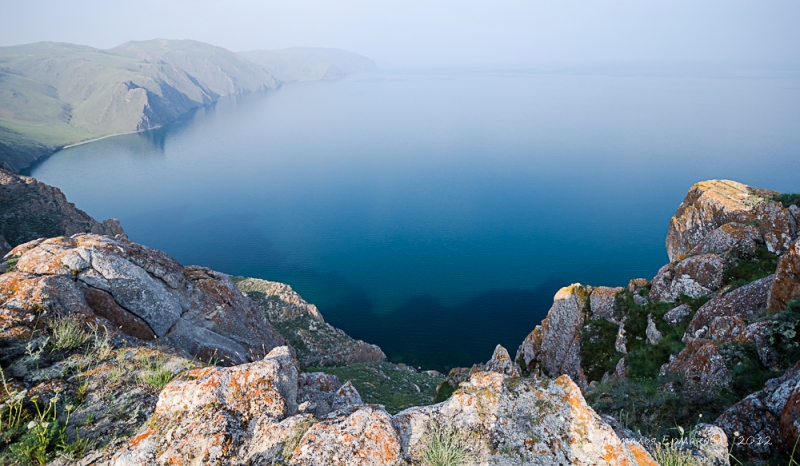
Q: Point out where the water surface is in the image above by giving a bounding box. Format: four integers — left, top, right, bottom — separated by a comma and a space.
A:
31, 67, 800, 371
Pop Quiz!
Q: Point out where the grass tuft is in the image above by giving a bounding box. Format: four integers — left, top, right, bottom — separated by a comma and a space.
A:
420, 423, 470, 466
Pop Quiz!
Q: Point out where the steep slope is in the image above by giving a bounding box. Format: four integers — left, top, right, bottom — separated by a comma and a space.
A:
513, 180, 800, 463
239, 47, 376, 82
0, 162, 123, 253
0, 40, 279, 171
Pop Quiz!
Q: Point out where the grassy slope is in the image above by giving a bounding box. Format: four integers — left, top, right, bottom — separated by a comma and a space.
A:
0, 40, 279, 171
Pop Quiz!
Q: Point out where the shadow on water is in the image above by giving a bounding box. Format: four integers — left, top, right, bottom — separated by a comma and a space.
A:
323, 280, 563, 373
122, 207, 559, 373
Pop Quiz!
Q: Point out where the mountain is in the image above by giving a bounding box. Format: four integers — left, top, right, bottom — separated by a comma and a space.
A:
0, 40, 376, 172
239, 47, 376, 82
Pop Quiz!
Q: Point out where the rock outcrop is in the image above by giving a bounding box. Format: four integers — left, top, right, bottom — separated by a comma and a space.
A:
649, 253, 725, 302
516, 283, 590, 390
665, 180, 795, 261
768, 236, 800, 311
1, 234, 289, 364
236, 277, 386, 366
394, 371, 656, 465
0, 163, 124, 247
716, 360, 800, 459
590, 286, 624, 322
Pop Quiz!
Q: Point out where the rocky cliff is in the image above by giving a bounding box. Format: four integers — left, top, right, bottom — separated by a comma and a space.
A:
514, 179, 800, 463
1, 174, 797, 464
0, 163, 123, 254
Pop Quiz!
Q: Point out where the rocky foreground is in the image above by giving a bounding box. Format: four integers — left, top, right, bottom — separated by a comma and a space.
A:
0, 174, 798, 465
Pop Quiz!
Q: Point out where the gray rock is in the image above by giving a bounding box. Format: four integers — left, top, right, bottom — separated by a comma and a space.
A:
663, 304, 692, 326
5, 234, 289, 364
650, 254, 725, 302
590, 286, 623, 321
646, 314, 662, 344
484, 344, 520, 377
516, 284, 589, 390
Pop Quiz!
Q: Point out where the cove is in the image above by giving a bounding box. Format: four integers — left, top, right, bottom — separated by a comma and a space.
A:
30, 66, 800, 371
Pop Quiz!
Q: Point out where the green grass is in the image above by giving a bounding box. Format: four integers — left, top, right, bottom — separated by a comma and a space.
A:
50, 315, 90, 352
304, 361, 443, 414
723, 245, 779, 289
772, 193, 800, 209
419, 423, 470, 466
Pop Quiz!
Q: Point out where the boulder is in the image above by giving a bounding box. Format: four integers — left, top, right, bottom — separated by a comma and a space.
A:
645, 314, 662, 344
237, 277, 386, 366
590, 286, 623, 321
628, 278, 649, 294
768, 237, 800, 311
516, 284, 590, 390
716, 361, 800, 459
110, 347, 299, 465
291, 406, 401, 466
392, 372, 656, 465
0, 164, 125, 247
1, 234, 289, 364
484, 344, 521, 377
685, 275, 773, 340
650, 254, 725, 302
754, 200, 798, 255
663, 303, 692, 326
660, 340, 732, 398
665, 180, 776, 262
615, 323, 627, 354
791, 205, 800, 226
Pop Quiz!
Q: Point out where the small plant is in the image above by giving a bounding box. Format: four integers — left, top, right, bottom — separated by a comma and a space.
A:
50, 315, 89, 352
742, 194, 765, 208
137, 354, 174, 389
420, 423, 470, 466
2, 257, 18, 273
24, 337, 50, 364
652, 442, 699, 466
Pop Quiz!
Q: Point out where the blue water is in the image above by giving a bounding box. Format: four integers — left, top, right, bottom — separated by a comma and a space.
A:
30, 67, 800, 371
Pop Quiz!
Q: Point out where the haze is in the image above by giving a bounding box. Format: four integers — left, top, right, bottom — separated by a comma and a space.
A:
2, 0, 799, 67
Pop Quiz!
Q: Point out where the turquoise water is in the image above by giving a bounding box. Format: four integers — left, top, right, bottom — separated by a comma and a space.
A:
30, 67, 800, 371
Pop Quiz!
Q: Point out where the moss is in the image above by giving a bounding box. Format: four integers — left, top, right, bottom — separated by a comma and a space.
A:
1, 257, 18, 274
304, 361, 443, 414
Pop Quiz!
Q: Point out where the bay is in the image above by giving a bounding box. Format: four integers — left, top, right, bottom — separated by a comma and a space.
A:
30, 66, 800, 371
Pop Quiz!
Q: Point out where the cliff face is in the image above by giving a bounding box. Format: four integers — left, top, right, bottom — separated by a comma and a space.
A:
516, 179, 800, 463
0, 163, 123, 252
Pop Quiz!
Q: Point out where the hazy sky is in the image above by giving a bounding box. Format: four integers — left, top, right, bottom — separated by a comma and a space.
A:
1, 0, 799, 67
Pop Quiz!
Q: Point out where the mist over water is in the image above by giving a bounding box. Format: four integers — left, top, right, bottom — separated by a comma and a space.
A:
31, 67, 800, 371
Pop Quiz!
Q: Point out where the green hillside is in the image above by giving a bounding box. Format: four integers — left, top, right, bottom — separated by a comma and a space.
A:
0, 39, 280, 171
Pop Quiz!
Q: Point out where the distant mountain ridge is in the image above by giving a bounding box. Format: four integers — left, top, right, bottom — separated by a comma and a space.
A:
0, 39, 375, 172
239, 47, 376, 83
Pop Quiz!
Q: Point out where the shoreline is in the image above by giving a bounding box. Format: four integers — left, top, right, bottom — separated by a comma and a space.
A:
60, 128, 161, 150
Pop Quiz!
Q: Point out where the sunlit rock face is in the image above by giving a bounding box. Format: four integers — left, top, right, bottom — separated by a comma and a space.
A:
2, 234, 289, 364
393, 371, 657, 466
665, 180, 796, 261
516, 283, 590, 391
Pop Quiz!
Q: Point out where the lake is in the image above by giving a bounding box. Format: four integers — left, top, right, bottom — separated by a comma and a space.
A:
30, 66, 800, 371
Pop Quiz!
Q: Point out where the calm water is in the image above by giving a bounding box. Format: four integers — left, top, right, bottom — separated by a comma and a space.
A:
31, 67, 800, 371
